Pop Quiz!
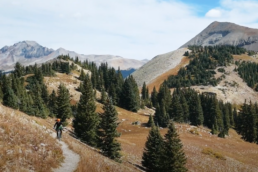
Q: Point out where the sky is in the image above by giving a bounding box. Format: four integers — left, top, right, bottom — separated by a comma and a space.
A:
1, 0, 258, 60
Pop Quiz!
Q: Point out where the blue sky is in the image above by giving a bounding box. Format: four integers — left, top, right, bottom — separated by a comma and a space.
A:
180, 0, 220, 15
1, 0, 258, 60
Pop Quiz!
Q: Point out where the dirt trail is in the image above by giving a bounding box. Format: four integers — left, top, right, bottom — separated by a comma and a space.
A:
51, 132, 80, 172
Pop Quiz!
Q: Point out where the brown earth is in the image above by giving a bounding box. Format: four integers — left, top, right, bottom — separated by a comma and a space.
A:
147, 56, 190, 92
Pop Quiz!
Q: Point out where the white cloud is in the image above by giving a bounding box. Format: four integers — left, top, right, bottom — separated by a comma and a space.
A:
0, 0, 258, 60
205, 9, 222, 18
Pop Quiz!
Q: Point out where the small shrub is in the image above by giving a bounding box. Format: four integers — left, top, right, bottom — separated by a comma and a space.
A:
202, 147, 226, 160
189, 128, 200, 135
218, 68, 225, 73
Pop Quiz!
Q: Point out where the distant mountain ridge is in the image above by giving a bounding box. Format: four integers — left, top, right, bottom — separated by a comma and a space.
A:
180, 21, 258, 51
0, 41, 147, 71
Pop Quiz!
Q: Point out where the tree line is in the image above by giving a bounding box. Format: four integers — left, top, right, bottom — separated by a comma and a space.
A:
143, 84, 233, 138
166, 45, 246, 88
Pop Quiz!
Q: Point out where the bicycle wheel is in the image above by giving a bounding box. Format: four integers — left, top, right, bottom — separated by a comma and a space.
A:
57, 130, 61, 141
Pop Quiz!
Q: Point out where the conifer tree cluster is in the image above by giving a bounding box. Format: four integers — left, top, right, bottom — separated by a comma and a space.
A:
73, 76, 121, 161
166, 45, 246, 88
68, 55, 140, 112
142, 118, 187, 172
235, 101, 258, 143
146, 86, 233, 137
237, 61, 258, 91
0, 61, 72, 120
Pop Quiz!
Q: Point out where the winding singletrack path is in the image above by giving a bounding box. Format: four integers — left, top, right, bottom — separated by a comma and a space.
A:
52, 133, 80, 172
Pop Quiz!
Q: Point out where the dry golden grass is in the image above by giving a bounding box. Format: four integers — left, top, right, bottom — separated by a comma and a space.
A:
147, 56, 190, 92
0, 104, 63, 172
233, 54, 257, 61
62, 134, 138, 172
112, 105, 258, 172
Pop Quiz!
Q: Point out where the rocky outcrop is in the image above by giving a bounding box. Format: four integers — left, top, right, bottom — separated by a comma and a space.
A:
180, 21, 258, 51
132, 48, 189, 87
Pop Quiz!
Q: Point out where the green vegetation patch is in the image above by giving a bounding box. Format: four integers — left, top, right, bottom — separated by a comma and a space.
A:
202, 147, 226, 160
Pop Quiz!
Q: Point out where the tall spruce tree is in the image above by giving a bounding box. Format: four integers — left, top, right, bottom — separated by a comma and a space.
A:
142, 121, 163, 172
170, 95, 184, 122
142, 82, 148, 100
56, 83, 72, 123
151, 87, 158, 108
74, 75, 100, 147
161, 121, 187, 172
98, 97, 121, 162
189, 93, 203, 126
119, 75, 140, 112
48, 90, 58, 117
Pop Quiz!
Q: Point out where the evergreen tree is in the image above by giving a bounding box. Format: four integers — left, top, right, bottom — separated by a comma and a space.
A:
151, 87, 158, 108
119, 75, 140, 112
154, 101, 169, 128
142, 123, 163, 172
100, 87, 107, 104
180, 96, 189, 123
56, 83, 72, 123
142, 82, 148, 100
189, 93, 203, 126
170, 95, 184, 122
222, 103, 230, 135
48, 90, 58, 117
147, 115, 154, 127
98, 97, 121, 162
233, 107, 238, 128
73, 75, 100, 147
3, 87, 19, 109
161, 121, 187, 172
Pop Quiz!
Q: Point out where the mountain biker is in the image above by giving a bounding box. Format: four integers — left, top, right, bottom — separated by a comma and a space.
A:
54, 118, 63, 139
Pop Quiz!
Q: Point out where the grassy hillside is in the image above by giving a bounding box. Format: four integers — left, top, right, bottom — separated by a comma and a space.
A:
2, 57, 258, 172
0, 104, 63, 172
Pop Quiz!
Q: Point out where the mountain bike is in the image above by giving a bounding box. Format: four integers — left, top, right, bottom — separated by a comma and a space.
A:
57, 129, 62, 141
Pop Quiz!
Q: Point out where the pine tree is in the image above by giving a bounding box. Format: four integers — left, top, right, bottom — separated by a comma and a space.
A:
142, 122, 163, 172
170, 95, 184, 123
189, 93, 203, 126
48, 90, 58, 117
56, 83, 72, 123
147, 115, 154, 127
98, 97, 121, 162
73, 75, 100, 147
100, 87, 107, 104
142, 82, 147, 100
161, 121, 187, 172
154, 102, 169, 128
180, 96, 189, 123
233, 107, 238, 128
3, 87, 19, 109
119, 75, 140, 112
151, 87, 158, 108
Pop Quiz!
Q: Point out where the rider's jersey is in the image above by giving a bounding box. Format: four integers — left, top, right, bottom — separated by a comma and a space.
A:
54, 122, 63, 130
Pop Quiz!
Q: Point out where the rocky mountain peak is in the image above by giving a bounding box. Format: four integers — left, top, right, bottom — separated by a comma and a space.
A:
180, 21, 258, 51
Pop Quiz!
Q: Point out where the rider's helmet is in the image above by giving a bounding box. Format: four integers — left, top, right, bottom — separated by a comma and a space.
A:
56, 118, 61, 122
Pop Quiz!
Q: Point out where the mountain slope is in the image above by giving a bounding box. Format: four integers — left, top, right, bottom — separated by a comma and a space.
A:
180, 21, 258, 51
131, 48, 189, 87
0, 41, 147, 71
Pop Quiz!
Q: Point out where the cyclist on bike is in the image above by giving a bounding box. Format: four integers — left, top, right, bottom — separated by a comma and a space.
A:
53, 118, 63, 139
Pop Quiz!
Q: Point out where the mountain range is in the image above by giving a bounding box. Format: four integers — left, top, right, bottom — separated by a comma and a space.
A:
132, 21, 258, 87
0, 41, 148, 72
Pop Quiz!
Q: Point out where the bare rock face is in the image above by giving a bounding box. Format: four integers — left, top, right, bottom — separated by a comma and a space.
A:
180, 21, 258, 51
0, 41, 54, 71
132, 48, 189, 87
